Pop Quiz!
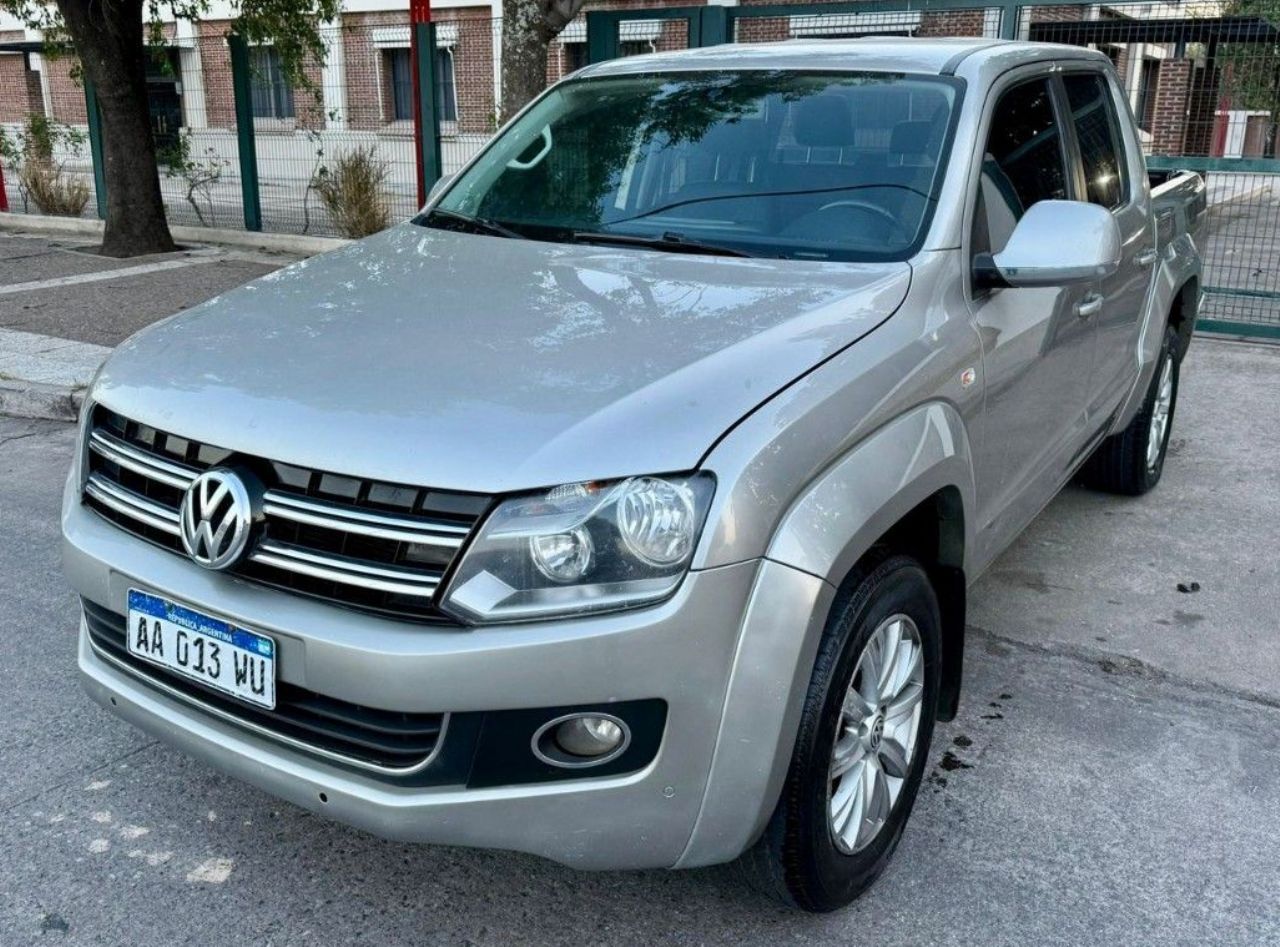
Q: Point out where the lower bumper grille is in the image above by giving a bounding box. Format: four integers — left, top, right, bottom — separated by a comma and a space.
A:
82, 599, 447, 774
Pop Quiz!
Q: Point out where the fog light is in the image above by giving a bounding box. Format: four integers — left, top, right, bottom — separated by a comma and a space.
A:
531, 712, 632, 768
556, 715, 624, 757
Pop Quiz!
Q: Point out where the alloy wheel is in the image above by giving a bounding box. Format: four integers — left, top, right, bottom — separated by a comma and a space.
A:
828, 614, 925, 854
1147, 356, 1175, 472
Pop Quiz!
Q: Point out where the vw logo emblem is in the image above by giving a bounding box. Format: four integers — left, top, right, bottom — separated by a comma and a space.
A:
868, 714, 885, 752
179, 468, 254, 570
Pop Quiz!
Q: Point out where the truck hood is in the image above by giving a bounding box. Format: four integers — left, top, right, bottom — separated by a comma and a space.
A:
92, 224, 910, 493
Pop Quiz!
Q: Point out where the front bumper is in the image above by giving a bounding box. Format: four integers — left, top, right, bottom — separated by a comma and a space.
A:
65, 485, 830, 869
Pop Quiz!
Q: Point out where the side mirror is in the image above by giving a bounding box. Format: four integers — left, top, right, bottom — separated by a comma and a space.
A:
426, 173, 454, 204
974, 200, 1121, 289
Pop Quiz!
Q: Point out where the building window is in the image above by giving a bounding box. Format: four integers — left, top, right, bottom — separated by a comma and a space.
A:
250, 47, 294, 119
1138, 59, 1160, 132
387, 48, 413, 121
384, 47, 456, 124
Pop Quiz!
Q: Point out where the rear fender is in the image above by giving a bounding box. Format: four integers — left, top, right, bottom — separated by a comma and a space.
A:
1113, 227, 1201, 432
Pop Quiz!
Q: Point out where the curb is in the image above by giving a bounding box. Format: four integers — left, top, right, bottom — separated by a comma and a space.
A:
0, 378, 83, 423
0, 213, 351, 257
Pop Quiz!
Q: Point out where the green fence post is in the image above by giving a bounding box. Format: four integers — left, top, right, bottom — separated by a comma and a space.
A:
699, 7, 730, 46
227, 34, 263, 232
1001, 2, 1021, 39
414, 21, 443, 195
82, 76, 107, 219
587, 12, 621, 64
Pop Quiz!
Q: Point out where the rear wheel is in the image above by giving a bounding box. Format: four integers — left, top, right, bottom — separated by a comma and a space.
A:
1081, 323, 1180, 496
740, 554, 941, 912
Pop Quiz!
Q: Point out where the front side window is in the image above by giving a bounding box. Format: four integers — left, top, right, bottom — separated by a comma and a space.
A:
250, 47, 295, 120
971, 78, 1067, 258
424, 71, 960, 261
1063, 73, 1127, 209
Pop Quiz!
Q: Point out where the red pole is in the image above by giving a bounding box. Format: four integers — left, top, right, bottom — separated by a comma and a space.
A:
410, 0, 432, 206
0, 155, 9, 213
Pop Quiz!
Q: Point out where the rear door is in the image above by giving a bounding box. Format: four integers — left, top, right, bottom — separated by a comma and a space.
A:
966, 72, 1098, 558
1059, 69, 1156, 425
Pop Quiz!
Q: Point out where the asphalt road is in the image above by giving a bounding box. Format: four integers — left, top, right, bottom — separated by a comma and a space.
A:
1, 339, 1278, 944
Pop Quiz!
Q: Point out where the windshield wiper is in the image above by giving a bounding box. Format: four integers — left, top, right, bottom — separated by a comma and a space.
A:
571, 230, 749, 258
422, 208, 527, 240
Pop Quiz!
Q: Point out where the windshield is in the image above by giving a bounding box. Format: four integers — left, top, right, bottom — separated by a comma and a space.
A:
422, 70, 960, 261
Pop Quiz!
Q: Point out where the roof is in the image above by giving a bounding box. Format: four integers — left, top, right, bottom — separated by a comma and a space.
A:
580, 37, 1108, 79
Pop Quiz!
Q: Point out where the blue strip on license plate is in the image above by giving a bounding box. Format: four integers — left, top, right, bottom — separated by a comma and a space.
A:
126, 589, 277, 709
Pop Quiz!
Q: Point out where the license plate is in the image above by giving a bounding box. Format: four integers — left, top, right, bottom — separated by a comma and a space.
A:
126, 589, 276, 710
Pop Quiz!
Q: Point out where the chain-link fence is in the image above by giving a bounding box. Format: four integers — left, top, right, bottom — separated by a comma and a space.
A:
0, 41, 98, 221
5, 2, 1280, 334
1025, 0, 1280, 331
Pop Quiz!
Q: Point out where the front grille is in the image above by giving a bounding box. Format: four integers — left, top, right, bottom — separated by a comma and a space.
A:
83, 599, 447, 773
82, 406, 491, 622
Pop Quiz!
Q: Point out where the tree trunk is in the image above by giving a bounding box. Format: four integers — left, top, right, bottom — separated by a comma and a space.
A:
500, 0, 554, 124
56, 0, 175, 257
499, 0, 585, 123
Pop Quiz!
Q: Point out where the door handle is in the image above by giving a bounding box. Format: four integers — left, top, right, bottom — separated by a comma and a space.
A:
1075, 292, 1104, 318
1135, 247, 1159, 266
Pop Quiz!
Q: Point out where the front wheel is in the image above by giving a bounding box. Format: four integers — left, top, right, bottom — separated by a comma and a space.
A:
1081, 324, 1181, 495
740, 554, 941, 912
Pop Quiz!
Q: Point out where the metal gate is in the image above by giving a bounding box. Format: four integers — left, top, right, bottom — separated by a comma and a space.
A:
588, 0, 1280, 340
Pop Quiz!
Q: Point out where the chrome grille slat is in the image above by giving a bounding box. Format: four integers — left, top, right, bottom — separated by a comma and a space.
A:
261, 490, 467, 548
88, 429, 197, 490
82, 408, 485, 621
85, 473, 181, 536
251, 541, 441, 597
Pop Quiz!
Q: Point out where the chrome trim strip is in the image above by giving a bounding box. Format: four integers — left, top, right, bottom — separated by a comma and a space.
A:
85, 626, 450, 777
85, 474, 181, 536
89, 429, 197, 490
250, 541, 441, 597
262, 490, 468, 547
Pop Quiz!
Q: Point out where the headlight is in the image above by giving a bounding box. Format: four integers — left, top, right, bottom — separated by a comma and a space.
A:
441, 472, 715, 623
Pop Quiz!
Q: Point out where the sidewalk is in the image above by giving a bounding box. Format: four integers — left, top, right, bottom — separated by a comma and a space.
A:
0, 327, 109, 421
0, 227, 310, 419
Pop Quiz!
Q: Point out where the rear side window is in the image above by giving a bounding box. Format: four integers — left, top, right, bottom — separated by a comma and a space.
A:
1063, 73, 1127, 209
971, 78, 1068, 258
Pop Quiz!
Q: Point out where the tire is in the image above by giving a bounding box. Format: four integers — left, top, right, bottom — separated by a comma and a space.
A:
1080, 324, 1181, 496
739, 554, 942, 912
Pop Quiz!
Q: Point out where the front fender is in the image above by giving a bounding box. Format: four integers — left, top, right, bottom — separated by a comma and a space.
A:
765, 401, 975, 584
677, 402, 974, 868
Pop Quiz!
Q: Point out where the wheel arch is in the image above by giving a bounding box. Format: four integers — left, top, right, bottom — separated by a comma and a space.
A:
677, 403, 975, 868
1167, 275, 1199, 362
765, 401, 974, 720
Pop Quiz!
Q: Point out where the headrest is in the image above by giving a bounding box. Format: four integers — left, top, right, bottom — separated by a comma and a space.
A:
794, 95, 854, 148
890, 119, 940, 158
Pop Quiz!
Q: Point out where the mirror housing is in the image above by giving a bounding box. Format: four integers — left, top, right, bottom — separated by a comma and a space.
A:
974, 200, 1122, 289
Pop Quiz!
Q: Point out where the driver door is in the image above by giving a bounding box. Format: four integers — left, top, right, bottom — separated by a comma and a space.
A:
967, 74, 1098, 564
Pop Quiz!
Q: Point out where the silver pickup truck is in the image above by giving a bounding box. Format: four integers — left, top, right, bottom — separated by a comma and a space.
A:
63, 38, 1204, 911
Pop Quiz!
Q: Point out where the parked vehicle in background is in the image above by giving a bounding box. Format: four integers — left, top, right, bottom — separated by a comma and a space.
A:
63, 38, 1204, 912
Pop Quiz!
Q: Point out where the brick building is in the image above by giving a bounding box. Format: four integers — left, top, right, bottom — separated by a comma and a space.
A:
3, 0, 1276, 212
